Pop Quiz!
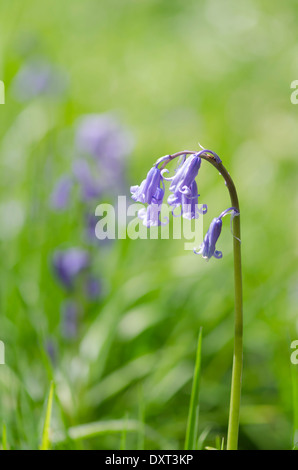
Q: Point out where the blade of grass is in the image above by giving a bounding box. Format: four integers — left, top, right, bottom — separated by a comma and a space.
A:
53, 419, 172, 449
184, 328, 203, 450
216, 435, 225, 450
119, 413, 129, 450
40, 381, 54, 450
137, 385, 145, 450
197, 426, 211, 450
2, 424, 7, 450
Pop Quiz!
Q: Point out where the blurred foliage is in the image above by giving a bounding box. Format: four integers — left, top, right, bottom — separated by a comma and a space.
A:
0, 0, 297, 450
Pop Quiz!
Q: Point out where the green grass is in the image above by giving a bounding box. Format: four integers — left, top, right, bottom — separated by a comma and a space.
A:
185, 328, 202, 450
2, 424, 7, 450
40, 381, 54, 450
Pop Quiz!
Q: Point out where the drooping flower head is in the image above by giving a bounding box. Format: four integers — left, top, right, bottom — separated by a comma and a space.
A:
130, 164, 168, 227
130, 148, 237, 258
165, 154, 207, 219
196, 217, 223, 259
194, 207, 239, 260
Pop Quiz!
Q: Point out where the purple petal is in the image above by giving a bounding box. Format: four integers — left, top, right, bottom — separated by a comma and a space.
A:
131, 166, 164, 205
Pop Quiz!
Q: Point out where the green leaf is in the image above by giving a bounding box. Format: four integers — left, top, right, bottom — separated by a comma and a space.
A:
119, 413, 129, 450
184, 328, 203, 450
2, 424, 7, 450
53, 419, 171, 449
40, 381, 54, 450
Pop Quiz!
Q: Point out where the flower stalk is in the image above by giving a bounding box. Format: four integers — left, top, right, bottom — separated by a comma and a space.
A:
131, 148, 243, 449
208, 156, 243, 450
166, 150, 243, 449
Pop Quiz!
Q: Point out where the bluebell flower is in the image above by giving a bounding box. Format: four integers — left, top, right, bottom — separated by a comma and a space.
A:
138, 203, 168, 227
168, 179, 207, 220
152, 186, 165, 205
50, 175, 73, 210
195, 217, 223, 259
131, 166, 164, 205
194, 207, 239, 259
53, 248, 90, 289
167, 189, 182, 210
181, 181, 207, 220
169, 153, 201, 198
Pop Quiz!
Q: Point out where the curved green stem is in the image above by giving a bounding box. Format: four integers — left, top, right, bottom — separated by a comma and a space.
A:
197, 156, 243, 450
211, 161, 243, 451
163, 150, 243, 450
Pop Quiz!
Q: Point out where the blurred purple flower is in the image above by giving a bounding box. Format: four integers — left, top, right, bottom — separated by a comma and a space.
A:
53, 248, 90, 289
50, 175, 73, 210
84, 212, 114, 246
75, 113, 134, 163
50, 113, 133, 211
61, 300, 79, 339
12, 61, 67, 101
85, 213, 98, 243
85, 276, 101, 300
73, 159, 101, 201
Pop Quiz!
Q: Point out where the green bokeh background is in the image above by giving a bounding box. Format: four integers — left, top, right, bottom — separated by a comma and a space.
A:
0, 0, 297, 450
